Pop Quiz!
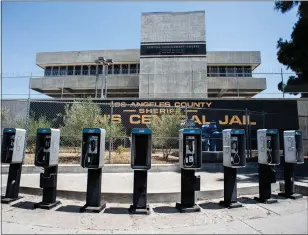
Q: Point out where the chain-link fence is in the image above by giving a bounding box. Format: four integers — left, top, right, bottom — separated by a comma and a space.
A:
2, 99, 273, 164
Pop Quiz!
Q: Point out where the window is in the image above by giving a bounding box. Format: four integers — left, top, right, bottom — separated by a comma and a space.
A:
236, 66, 244, 77
243, 66, 252, 77
108, 65, 113, 74
137, 64, 140, 73
82, 65, 89, 75
122, 64, 128, 74
226, 67, 235, 77
75, 66, 81, 75
90, 65, 97, 75
52, 67, 59, 76
210, 66, 218, 77
114, 64, 120, 74
59, 66, 67, 76
67, 66, 74, 75
98, 65, 103, 75
219, 67, 226, 77
130, 64, 137, 74
45, 67, 52, 76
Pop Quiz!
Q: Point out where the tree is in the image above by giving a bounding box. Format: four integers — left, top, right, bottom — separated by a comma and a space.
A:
275, 1, 308, 97
59, 99, 126, 147
148, 109, 185, 159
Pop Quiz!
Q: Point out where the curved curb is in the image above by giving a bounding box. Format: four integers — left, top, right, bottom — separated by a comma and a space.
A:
1, 162, 260, 174
17, 183, 279, 204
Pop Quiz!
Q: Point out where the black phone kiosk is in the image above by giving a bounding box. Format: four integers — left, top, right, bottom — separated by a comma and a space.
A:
80, 128, 106, 213
254, 129, 280, 204
220, 129, 246, 208
278, 130, 304, 200
34, 128, 61, 210
129, 128, 152, 214
176, 128, 202, 212
1, 128, 26, 204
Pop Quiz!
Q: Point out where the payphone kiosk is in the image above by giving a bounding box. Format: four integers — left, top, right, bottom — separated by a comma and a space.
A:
278, 130, 304, 199
80, 128, 106, 213
220, 129, 246, 208
1, 128, 26, 204
255, 129, 280, 204
34, 128, 61, 209
129, 128, 152, 214
176, 128, 202, 212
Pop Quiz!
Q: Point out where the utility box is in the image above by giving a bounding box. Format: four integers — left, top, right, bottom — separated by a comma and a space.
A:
1, 128, 26, 164
222, 129, 246, 168
34, 128, 60, 168
131, 128, 152, 170
179, 128, 202, 169
283, 130, 304, 164
257, 129, 280, 165
81, 128, 106, 169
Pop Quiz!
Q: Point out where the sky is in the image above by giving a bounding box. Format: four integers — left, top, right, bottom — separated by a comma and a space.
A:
1, 1, 300, 99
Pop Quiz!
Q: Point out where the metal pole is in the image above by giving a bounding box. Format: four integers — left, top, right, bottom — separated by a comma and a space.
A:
101, 65, 105, 99
281, 68, 285, 98
109, 101, 113, 161
95, 64, 98, 98
237, 75, 239, 97
245, 108, 249, 158
105, 64, 108, 99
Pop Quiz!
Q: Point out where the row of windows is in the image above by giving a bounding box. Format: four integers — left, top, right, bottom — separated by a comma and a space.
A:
44, 64, 140, 76
207, 66, 252, 77
44, 65, 253, 77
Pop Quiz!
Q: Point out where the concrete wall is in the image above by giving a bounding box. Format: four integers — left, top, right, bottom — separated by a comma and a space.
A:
30, 75, 139, 90
37, 50, 261, 68
207, 51, 261, 67
36, 49, 140, 66
139, 11, 207, 99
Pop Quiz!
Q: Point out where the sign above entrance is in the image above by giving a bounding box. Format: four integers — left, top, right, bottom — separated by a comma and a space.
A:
140, 42, 207, 58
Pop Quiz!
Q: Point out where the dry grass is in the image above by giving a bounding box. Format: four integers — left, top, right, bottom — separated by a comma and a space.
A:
23, 151, 179, 165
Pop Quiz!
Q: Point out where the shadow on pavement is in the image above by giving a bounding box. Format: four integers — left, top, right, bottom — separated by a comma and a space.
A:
56, 205, 81, 213
10, 201, 35, 210
104, 207, 129, 215
152, 206, 179, 214
238, 197, 258, 205
198, 202, 224, 210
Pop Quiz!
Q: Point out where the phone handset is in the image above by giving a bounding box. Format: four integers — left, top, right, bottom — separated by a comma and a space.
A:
185, 137, 195, 167
266, 137, 272, 164
231, 137, 240, 165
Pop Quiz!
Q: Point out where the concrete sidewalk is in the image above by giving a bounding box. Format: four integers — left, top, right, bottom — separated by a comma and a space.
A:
1, 193, 307, 234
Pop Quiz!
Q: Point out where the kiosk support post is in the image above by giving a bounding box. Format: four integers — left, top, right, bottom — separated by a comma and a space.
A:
34, 165, 61, 209
278, 163, 303, 199
129, 170, 149, 214
254, 164, 277, 203
1, 163, 23, 204
80, 168, 105, 213
176, 168, 201, 212
219, 166, 242, 208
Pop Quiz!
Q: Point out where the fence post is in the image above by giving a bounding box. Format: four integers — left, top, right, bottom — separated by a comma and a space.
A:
237, 75, 239, 97
24, 74, 32, 155
109, 101, 114, 161
245, 108, 249, 158
185, 104, 188, 127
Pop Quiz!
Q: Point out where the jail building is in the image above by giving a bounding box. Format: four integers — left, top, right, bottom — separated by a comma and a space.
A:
31, 11, 266, 99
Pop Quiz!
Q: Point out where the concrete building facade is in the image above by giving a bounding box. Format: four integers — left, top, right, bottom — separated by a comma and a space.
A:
31, 11, 266, 99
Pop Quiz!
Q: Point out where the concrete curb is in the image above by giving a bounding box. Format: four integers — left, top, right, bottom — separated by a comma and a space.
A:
279, 181, 308, 196
1, 162, 260, 174
16, 183, 279, 203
